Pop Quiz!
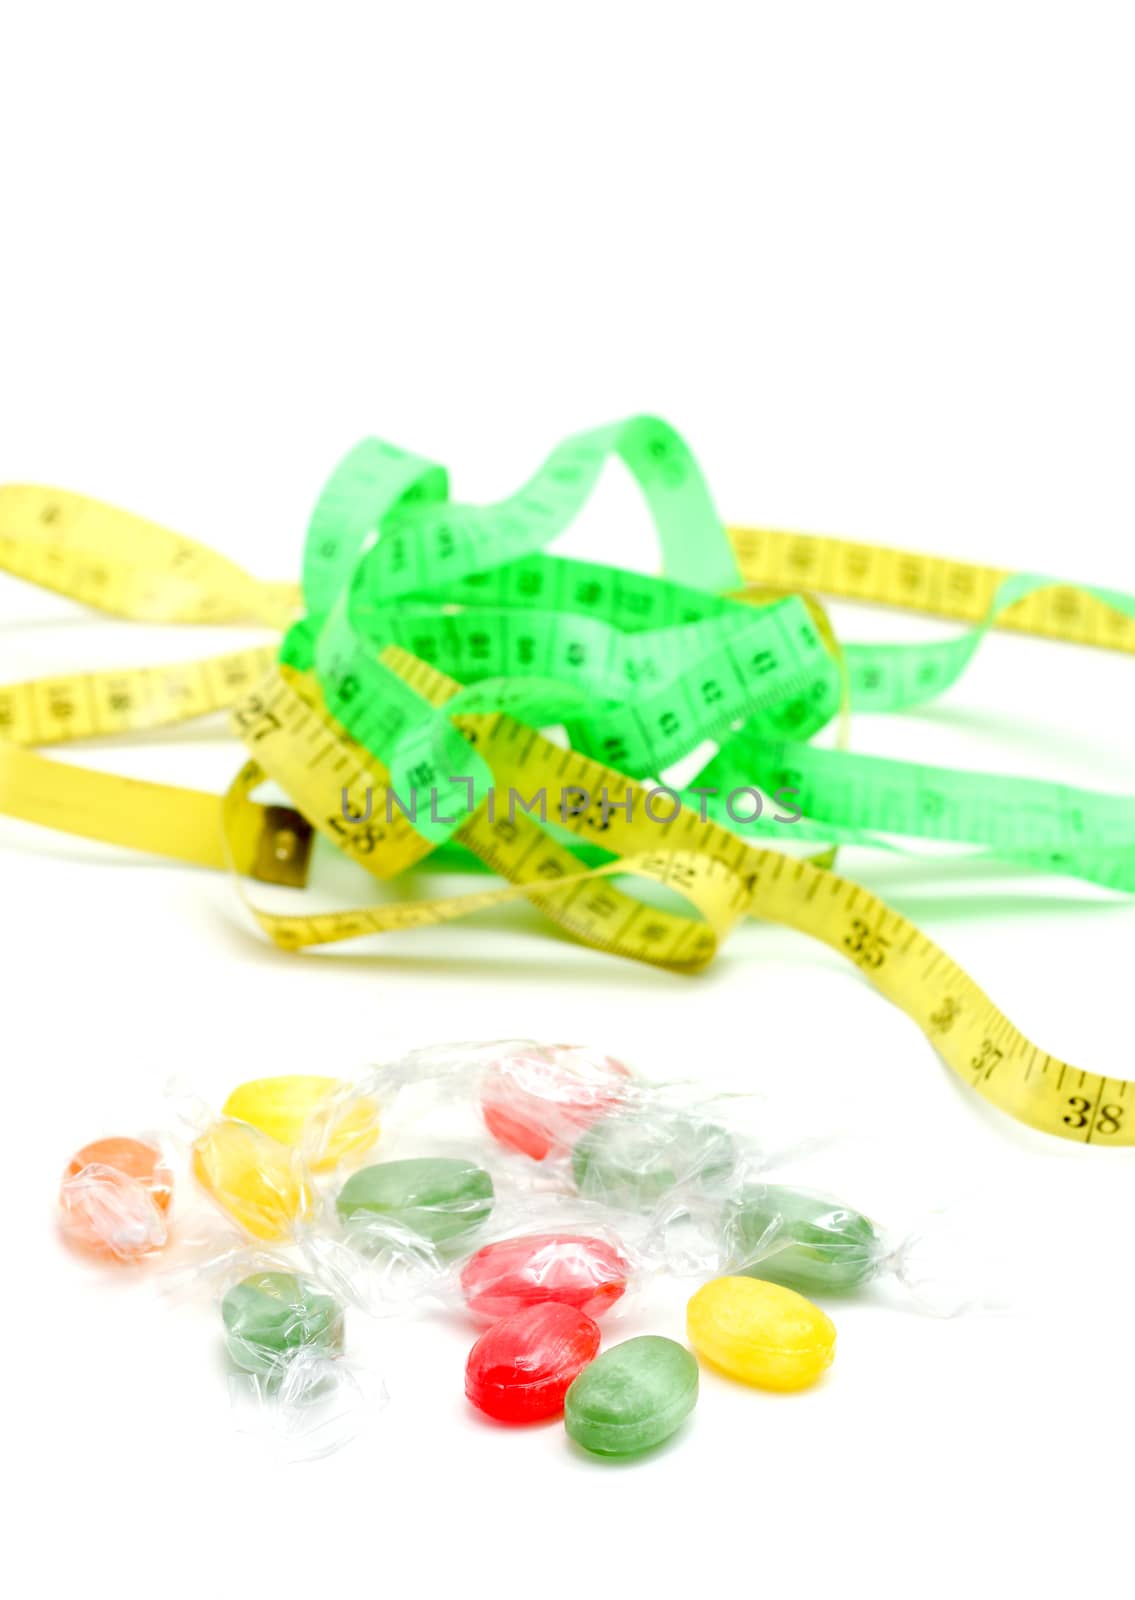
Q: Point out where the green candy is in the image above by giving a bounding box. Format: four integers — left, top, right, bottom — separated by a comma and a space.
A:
728, 1184, 883, 1294
336, 1157, 494, 1246
221, 1271, 344, 1375
565, 1336, 698, 1457
571, 1110, 736, 1212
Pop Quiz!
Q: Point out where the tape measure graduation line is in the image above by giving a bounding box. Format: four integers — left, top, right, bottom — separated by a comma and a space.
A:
1, 417, 1134, 1146
0, 484, 297, 627
0, 736, 308, 878
230, 648, 1134, 1145
729, 525, 1135, 655
0, 646, 279, 746
230, 654, 746, 960
0, 642, 312, 879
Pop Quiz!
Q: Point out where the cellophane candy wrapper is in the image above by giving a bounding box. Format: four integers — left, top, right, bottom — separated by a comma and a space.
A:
58, 1136, 173, 1263
474, 1040, 637, 1162
290, 1044, 806, 1318
176, 1245, 388, 1461
314, 1038, 806, 1199
161, 1046, 835, 1322
279, 1043, 590, 1313
472, 1039, 830, 1187
222, 1074, 381, 1174
567, 1092, 748, 1212
306, 1186, 652, 1322
297, 1139, 638, 1316
158, 1070, 493, 1300
302, 1093, 511, 1313
229, 1344, 387, 1463
303, 1039, 638, 1175
164, 1080, 324, 1250
456, 1211, 639, 1323
642, 1176, 1015, 1315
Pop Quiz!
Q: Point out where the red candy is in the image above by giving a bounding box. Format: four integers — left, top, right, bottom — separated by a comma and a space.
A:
465, 1302, 601, 1422
461, 1231, 631, 1321
480, 1045, 632, 1161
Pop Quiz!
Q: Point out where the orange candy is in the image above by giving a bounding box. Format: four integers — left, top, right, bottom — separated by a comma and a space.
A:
60, 1137, 173, 1261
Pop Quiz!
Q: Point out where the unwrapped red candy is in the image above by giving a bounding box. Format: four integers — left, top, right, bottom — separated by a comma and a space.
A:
464, 1302, 601, 1422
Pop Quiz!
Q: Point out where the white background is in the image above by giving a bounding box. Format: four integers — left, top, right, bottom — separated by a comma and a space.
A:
2, 4, 1133, 1596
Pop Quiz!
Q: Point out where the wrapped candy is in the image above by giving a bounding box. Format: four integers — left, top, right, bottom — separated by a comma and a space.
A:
570, 1102, 738, 1212
336, 1156, 495, 1250
222, 1269, 345, 1375
307, 1043, 782, 1216
343, 1040, 639, 1174
172, 1247, 388, 1460
191, 1117, 315, 1241
171, 1070, 387, 1250
65, 1040, 941, 1462
302, 1178, 644, 1324
285, 1054, 781, 1322
649, 1180, 985, 1315
479, 1043, 633, 1161
460, 1230, 632, 1322
222, 1075, 381, 1173
721, 1183, 886, 1293
59, 1136, 173, 1262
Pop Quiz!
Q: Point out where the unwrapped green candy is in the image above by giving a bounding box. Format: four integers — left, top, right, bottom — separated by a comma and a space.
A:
336, 1157, 494, 1246
564, 1336, 698, 1457
221, 1271, 344, 1375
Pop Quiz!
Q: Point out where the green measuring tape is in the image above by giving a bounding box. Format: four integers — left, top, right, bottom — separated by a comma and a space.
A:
284, 416, 1135, 882
1, 414, 1133, 1143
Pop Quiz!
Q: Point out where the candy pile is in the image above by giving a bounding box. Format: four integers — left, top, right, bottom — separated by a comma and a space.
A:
58, 1041, 947, 1460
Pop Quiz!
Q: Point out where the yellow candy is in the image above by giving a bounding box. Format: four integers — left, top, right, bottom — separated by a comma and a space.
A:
191, 1119, 314, 1240
222, 1075, 380, 1172
686, 1276, 836, 1392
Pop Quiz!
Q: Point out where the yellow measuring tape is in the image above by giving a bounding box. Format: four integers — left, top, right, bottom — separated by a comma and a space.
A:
1, 476, 1132, 1146
732, 526, 1135, 651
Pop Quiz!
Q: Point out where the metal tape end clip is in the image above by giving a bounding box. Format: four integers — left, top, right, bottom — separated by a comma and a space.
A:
252, 805, 315, 887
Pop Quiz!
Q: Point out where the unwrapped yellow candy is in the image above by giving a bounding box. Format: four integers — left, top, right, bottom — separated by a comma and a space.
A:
222, 1075, 380, 1172
191, 1119, 314, 1240
686, 1276, 835, 1392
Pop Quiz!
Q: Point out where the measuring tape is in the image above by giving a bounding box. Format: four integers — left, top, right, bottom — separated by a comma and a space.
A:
1, 420, 1133, 1145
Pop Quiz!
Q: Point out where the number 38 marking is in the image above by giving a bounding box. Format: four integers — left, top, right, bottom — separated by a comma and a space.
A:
1064, 1096, 1124, 1135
